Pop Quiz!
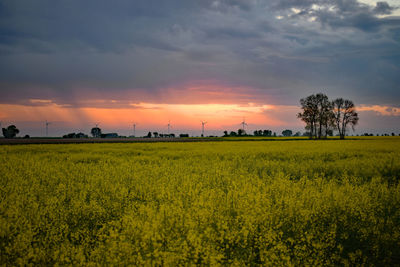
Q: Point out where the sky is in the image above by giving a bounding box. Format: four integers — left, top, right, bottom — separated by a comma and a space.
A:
0, 0, 399, 137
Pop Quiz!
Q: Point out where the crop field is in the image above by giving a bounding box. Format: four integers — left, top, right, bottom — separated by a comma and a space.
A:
1, 137, 400, 265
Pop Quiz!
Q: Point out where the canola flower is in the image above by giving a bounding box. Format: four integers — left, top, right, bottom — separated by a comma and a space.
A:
0, 137, 400, 265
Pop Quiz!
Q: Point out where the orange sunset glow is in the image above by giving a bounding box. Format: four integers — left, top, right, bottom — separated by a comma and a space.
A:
2, 98, 399, 137
0, 100, 302, 135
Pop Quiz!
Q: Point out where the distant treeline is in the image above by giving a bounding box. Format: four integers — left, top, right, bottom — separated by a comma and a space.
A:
2, 124, 400, 139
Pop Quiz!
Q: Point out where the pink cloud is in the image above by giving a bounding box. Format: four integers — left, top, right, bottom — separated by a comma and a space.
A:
358, 105, 400, 116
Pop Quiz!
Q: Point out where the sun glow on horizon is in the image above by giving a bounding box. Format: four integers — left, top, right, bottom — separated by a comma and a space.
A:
0, 101, 299, 130
1, 100, 398, 136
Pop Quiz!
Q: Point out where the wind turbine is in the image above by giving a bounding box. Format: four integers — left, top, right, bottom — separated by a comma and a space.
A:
132, 123, 137, 137
201, 121, 207, 137
167, 120, 171, 134
240, 117, 248, 131
45, 120, 52, 137
90, 122, 101, 138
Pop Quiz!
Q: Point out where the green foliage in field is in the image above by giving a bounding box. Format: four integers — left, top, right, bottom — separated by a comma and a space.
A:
1, 138, 400, 265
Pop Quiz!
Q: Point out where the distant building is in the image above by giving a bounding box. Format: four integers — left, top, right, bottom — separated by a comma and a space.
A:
101, 133, 118, 138
76, 132, 88, 138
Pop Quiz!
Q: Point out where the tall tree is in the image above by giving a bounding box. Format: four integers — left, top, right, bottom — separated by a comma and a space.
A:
315, 93, 332, 139
324, 104, 336, 138
298, 94, 318, 139
332, 98, 359, 139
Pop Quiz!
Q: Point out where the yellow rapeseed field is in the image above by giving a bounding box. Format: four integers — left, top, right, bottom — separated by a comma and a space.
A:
1, 137, 400, 265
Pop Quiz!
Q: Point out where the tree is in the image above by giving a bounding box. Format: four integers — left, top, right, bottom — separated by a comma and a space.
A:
263, 130, 272, 136
65, 133, 77, 138
332, 98, 359, 139
153, 132, 159, 138
253, 130, 263, 136
91, 127, 102, 138
229, 131, 237, 136
298, 94, 319, 139
238, 129, 245, 136
315, 93, 334, 139
2, 125, 19, 138
326, 129, 333, 136
147, 132, 152, 138
63, 132, 88, 138
223, 130, 228, 137
282, 129, 293, 137
298, 93, 334, 139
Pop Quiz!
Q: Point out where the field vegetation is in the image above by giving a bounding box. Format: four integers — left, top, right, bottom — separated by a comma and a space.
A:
1, 137, 400, 265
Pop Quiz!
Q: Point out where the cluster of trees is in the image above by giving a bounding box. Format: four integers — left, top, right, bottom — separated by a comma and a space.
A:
90, 128, 185, 138
223, 129, 270, 137
62, 132, 88, 138
297, 93, 359, 139
281, 130, 301, 137
224, 129, 304, 137
2, 125, 20, 138
253, 130, 273, 136
224, 130, 245, 136
145, 132, 177, 138
364, 133, 400, 136
281, 130, 293, 137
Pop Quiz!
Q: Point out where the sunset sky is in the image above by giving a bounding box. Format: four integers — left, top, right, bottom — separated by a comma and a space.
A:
0, 0, 399, 137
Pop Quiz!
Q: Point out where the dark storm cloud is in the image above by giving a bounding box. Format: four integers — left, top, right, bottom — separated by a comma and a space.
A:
374, 1, 396, 15
0, 0, 399, 107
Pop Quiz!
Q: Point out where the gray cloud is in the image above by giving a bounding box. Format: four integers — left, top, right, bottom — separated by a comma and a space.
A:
374, 1, 396, 15
0, 0, 399, 108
